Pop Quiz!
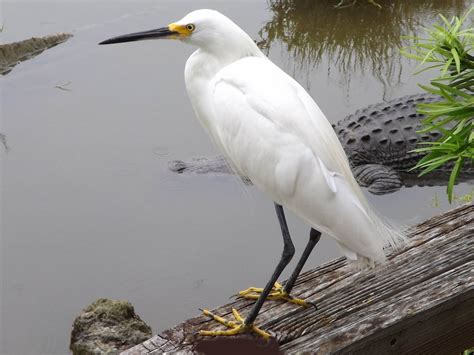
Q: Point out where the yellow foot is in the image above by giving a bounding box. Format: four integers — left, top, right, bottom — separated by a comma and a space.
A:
237, 282, 311, 307
199, 308, 270, 340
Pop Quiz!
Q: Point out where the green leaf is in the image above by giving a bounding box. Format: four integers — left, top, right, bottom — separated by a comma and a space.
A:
418, 157, 457, 176
441, 58, 454, 76
438, 14, 452, 27
451, 48, 461, 73
452, 19, 463, 36
418, 84, 442, 95
400, 52, 425, 61
410, 149, 444, 170
417, 116, 455, 133
416, 153, 457, 171
459, 6, 474, 24
402, 5, 474, 202
412, 145, 457, 153
431, 82, 473, 98
416, 141, 458, 148
414, 64, 444, 75
447, 157, 464, 203
417, 43, 439, 50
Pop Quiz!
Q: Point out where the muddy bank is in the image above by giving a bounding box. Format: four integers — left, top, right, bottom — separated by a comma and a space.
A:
0, 32, 72, 75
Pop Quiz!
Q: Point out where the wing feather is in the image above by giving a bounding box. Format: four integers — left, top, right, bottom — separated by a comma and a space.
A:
211, 57, 360, 202
208, 56, 404, 263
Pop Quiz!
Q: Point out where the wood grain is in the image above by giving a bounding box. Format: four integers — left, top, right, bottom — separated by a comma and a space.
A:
123, 203, 474, 354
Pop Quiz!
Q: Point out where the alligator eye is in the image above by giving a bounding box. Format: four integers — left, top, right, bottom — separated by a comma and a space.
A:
186, 24, 195, 32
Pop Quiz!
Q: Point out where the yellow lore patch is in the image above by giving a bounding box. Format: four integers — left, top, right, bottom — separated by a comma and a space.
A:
168, 23, 192, 37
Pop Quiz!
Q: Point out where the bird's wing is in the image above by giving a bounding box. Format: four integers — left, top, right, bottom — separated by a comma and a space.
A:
209, 57, 392, 261
211, 57, 366, 207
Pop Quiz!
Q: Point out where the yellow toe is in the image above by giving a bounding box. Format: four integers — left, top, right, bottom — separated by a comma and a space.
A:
238, 281, 310, 307
199, 308, 270, 339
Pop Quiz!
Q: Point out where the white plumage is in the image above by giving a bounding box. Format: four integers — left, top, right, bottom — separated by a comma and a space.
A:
100, 8, 406, 265
99, 8, 408, 337
182, 10, 405, 265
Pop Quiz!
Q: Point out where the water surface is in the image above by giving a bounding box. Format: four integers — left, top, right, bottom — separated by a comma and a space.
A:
1, 1, 471, 354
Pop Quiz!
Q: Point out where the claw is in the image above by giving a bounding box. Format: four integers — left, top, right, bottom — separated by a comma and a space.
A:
199, 308, 270, 340
238, 282, 312, 307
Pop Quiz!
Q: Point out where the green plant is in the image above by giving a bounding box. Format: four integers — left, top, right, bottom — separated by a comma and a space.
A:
401, 6, 474, 203
453, 188, 474, 203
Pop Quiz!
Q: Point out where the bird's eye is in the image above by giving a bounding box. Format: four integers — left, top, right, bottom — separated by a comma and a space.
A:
186, 24, 195, 32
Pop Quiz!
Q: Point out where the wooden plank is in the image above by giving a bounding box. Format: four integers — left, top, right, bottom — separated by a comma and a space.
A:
123, 203, 474, 354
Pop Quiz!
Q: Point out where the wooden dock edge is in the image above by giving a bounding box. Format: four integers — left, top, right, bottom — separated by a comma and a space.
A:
123, 203, 474, 354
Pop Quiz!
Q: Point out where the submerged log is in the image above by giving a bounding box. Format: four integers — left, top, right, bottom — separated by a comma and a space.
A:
0, 32, 72, 75
0, 133, 6, 151
123, 203, 473, 354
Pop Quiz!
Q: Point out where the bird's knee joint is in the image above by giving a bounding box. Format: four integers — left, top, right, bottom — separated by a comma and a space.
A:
282, 245, 295, 260
310, 228, 322, 242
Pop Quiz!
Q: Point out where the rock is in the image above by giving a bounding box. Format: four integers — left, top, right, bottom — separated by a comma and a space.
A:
70, 298, 152, 355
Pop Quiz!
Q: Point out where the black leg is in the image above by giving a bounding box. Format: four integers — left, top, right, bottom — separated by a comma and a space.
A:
244, 203, 295, 325
283, 228, 321, 295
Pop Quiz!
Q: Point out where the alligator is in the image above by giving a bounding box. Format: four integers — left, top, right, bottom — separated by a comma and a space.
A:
168, 94, 473, 195
0, 33, 73, 152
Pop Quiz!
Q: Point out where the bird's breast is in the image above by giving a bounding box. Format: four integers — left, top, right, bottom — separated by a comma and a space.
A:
184, 50, 231, 152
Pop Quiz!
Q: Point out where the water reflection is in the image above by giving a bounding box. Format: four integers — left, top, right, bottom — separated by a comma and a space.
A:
259, 0, 469, 85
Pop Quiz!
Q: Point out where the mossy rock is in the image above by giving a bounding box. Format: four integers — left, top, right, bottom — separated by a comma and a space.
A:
70, 298, 152, 355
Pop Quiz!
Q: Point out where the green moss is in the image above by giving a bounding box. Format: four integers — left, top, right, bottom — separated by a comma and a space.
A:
84, 298, 134, 320
70, 298, 152, 355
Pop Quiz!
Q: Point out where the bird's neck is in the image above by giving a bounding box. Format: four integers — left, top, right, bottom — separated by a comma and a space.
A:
207, 38, 263, 64
192, 25, 264, 69
184, 33, 264, 135
185, 38, 264, 92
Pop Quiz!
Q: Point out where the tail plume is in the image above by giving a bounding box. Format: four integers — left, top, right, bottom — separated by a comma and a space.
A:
368, 208, 408, 256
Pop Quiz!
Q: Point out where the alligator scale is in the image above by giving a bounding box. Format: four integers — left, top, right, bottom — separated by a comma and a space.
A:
169, 94, 473, 194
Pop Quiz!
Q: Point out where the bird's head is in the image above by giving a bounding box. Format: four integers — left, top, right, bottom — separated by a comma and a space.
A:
99, 9, 260, 57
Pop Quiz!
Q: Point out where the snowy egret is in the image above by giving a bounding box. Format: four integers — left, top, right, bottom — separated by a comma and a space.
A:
99, 9, 405, 339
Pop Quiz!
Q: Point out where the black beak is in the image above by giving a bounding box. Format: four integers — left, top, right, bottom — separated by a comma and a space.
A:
99, 27, 178, 45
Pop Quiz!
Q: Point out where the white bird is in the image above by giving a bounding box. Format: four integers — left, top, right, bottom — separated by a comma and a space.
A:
99, 9, 405, 339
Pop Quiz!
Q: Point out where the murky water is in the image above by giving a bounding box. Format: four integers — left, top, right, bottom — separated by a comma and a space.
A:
1, 1, 471, 354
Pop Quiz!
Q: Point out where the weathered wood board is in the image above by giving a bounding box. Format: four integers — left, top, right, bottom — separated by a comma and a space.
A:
123, 203, 474, 354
